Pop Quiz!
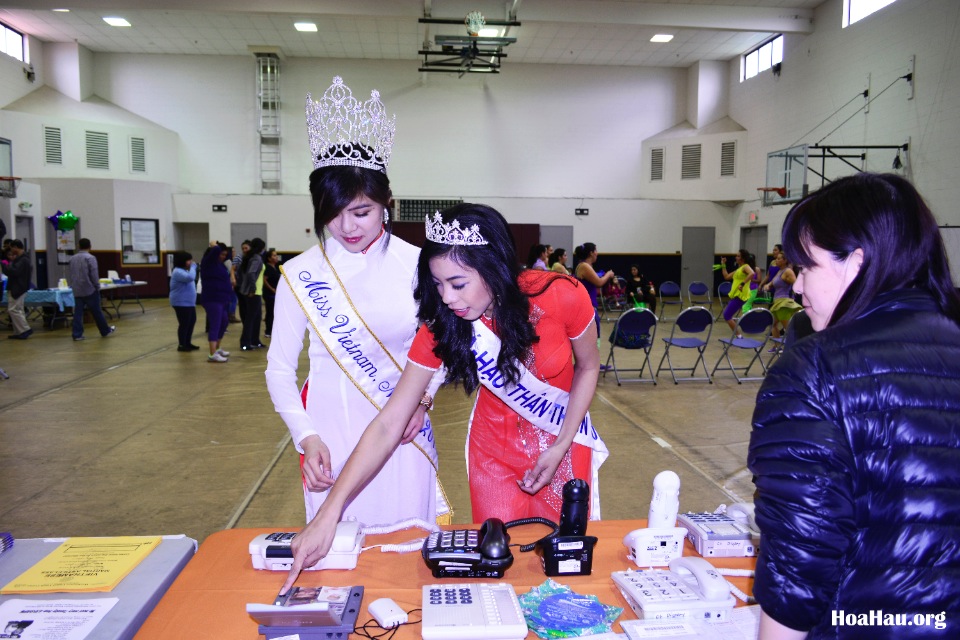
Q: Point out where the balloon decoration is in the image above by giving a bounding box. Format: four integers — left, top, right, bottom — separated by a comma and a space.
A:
58, 210, 78, 231
46, 210, 79, 232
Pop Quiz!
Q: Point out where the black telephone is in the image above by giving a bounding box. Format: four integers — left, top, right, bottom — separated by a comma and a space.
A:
421, 518, 514, 578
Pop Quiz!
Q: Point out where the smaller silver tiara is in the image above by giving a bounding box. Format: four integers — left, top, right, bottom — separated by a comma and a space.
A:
306, 76, 396, 173
425, 211, 488, 246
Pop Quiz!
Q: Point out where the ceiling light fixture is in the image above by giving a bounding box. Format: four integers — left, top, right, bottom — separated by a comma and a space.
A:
477, 27, 500, 37
103, 17, 131, 27
651, 34, 674, 43
294, 22, 318, 32
52, 8, 70, 12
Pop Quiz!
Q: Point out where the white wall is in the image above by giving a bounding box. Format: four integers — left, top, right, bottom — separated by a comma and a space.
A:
2, 0, 958, 255
728, 0, 960, 245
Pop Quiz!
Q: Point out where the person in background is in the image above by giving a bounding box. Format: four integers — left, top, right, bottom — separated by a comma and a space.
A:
266, 75, 448, 534
749, 173, 960, 639
229, 240, 249, 324
237, 237, 266, 351
624, 264, 657, 313
573, 242, 615, 309
763, 252, 800, 341
527, 243, 549, 270
2, 240, 33, 340
280, 204, 607, 591
719, 249, 755, 336
758, 243, 782, 291
68, 238, 115, 342
199, 242, 231, 363
169, 251, 199, 352
262, 249, 281, 339
548, 247, 569, 274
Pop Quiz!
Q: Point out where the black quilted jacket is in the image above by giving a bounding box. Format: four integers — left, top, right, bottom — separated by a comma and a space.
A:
749, 288, 960, 639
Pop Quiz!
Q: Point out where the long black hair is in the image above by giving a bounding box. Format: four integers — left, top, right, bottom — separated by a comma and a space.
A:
414, 203, 572, 393
782, 172, 960, 327
172, 250, 192, 270
240, 237, 266, 273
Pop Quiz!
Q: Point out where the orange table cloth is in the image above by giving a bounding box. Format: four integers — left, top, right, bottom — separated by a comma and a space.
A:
134, 520, 756, 639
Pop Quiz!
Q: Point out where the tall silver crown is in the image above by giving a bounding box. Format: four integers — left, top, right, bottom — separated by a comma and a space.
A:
306, 76, 396, 173
425, 211, 489, 246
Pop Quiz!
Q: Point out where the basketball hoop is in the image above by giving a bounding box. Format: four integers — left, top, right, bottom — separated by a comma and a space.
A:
0, 176, 21, 199
757, 186, 787, 207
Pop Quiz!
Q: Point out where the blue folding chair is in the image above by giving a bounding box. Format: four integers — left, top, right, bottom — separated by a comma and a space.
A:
603, 308, 658, 385
656, 306, 714, 384
715, 280, 732, 322
658, 281, 683, 322
711, 308, 774, 383
687, 281, 711, 308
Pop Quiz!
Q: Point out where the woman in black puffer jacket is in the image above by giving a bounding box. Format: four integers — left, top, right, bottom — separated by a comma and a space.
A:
748, 173, 960, 639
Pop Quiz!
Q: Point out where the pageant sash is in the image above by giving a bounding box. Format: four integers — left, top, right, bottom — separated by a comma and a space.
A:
470, 319, 608, 519
281, 243, 452, 523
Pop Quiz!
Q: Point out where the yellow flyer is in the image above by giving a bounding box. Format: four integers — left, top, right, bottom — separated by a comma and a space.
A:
0, 536, 161, 594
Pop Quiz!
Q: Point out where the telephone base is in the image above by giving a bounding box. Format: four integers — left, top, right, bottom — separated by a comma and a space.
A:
256, 585, 364, 640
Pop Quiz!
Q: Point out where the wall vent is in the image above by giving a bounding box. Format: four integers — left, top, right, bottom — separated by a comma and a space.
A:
85, 131, 109, 170
130, 136, 146, 173
681, 144, 701, 180
720, 141, 736, 177
650, 147, 664, 181
396, 199, 463, 222
44, 126, 62, 165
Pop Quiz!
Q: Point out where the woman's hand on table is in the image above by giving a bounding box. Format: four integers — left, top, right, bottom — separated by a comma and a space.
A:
301, 435, 334, 492
518, 445, 566, 494
281, 510, 338, 595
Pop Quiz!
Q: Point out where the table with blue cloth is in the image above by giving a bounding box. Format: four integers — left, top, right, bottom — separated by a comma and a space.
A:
1, 288, 75, 328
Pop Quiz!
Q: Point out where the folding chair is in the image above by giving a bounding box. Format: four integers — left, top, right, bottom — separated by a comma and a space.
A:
715, 281, 732, 322
765, 336, 785, 368
658, 281, 683, 322
711, 308, 774, 383
687, 281, 711, 308
656, 306, 714, 384
603, 308, 658, 385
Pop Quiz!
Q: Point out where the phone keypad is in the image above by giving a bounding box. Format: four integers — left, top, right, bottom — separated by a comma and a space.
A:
616, 569, 699, 602
425, 529, 480, 552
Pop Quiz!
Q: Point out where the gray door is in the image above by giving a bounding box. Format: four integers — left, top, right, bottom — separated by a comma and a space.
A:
681, 226, 716, 296
539, 225, 574, 269
739, 225, 768, 275
231, 223, 267, 254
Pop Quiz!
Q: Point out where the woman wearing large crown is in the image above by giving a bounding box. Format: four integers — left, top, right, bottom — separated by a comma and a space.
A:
265, 77, 449, 530
281, 203, 607, 592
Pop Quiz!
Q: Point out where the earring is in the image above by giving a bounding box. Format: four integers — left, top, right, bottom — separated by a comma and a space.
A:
383, 208, 390, 225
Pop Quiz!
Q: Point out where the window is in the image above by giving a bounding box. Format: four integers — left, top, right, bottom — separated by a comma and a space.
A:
0, 21, 26, 62
843, 0, 899, 27
741, 35, 783, 82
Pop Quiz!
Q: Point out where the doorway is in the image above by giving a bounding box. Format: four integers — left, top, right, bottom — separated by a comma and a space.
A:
231, 223, 267, 256
739, 225, 768, 275
681, 226, 716, 293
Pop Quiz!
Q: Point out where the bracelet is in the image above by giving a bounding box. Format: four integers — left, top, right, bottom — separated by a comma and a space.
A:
418, 393, 434, 411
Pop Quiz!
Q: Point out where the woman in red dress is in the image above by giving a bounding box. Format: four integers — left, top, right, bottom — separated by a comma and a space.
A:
281, 203, 604, 589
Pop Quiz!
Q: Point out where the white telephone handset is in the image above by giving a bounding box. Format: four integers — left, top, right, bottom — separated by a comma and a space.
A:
611, 556, 736, 622
668, 556, 731, 601
724, 502, 759, 534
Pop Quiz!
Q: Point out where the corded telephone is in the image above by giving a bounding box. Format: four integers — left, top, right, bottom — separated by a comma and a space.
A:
421, 518, 514, 578
676, 503, 760, 558
611, 556, 736, 622
249, 520, 364, 571
421, 582, 528, 640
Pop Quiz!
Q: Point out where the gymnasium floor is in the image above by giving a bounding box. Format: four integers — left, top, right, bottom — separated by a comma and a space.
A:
0, 298, 765, 543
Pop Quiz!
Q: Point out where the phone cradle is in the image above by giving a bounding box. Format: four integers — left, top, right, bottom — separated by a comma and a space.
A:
256, 586, 364, 640
535, 535, 598, 576
623, 527, 687, 567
